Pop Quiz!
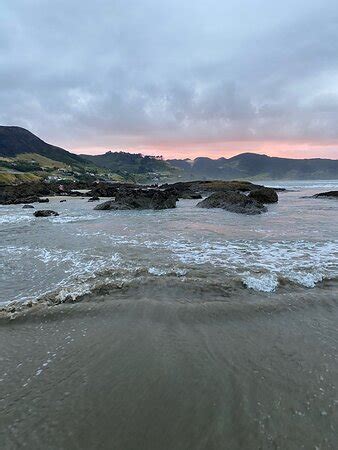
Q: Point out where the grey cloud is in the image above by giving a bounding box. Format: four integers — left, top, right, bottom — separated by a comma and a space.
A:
1, 0, 338, 153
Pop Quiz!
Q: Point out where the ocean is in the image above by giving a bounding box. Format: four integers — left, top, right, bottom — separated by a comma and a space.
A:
1, 180, 338, 449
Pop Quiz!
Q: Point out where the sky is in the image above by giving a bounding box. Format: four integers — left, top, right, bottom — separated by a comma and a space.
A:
1, 0, 338, 160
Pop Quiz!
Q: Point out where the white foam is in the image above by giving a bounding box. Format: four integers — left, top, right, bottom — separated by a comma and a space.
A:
124, 237, 338, 291
243, 274, 278, 292
0, 214, 34, 225
1, 246, 122, 304
50, 214, 100, 223
148, 267, 188, 277
148, 267, 168, 276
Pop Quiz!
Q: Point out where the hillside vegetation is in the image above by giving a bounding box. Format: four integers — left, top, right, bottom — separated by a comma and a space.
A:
81, 151, 178, 177
168, 153, 338, 180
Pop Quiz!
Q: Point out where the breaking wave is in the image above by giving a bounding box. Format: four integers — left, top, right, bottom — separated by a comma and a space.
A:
1, 237, 338, 313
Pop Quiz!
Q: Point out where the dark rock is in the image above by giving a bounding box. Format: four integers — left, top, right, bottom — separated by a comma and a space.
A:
161, 180, 264, 196
196, 191, 267, 215
34, 210, 59, 217
94, 189, 177, 211
88, 196, 100, 202
68, 191, 84, 197
179, 192, 203, 200
86, 182, 136, 198
60, 199, 67, 203
94, 200, 115, 210
0, 194, 40, 205
38, 198, 49, 203
313, 191, 338, 199
22, 204, 34, 209
87, 184, 118, 198
163, 187, 202, 200
10, 196, 40, 205
248, 187, 278, 204
0, 181, 58, 205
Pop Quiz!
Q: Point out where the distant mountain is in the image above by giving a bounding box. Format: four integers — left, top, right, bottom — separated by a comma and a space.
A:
167, 153, 338, 180
0, 126, 85, 166
1, 125, 337, 181
81, 151, 177, 175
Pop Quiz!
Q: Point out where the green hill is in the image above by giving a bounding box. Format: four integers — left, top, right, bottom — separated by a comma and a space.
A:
0, 126, 85, 166
81, 151, 177, 176
168, 153, 338, 180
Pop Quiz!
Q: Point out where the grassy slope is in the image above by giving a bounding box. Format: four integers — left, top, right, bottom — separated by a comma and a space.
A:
0, 172, 41, 184
14, 153, 69, 168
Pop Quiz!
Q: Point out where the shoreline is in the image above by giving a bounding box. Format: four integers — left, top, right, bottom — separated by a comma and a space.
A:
1, 276, 338, 321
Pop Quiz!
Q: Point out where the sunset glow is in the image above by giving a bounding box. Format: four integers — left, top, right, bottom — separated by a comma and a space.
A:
75, 140, 338, 160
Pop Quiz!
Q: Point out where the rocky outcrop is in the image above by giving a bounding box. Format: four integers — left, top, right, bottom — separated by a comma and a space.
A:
88, 196, 100, 202
22, 204, 34, 209
94, 189, 177, 211
248, 187, 278, 204
161, 180, 265, 196
67, 190, 84, 197
94, 201, 116, 210
179, 192, 203, 200
86, 182, 135, 198
34, 210, 59, 217
196, 191, 267, 215
5, 196, 40, 205
313, 191, 338, 199
0, 182, 55, 205
0, 180, 93, 204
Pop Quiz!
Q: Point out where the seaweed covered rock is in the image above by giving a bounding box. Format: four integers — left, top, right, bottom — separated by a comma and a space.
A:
179, 192, 203, 200
313, 191, 338, 199
34, 210, 59, 217
0, 182, 55, 205
94, 189, 177, 211
248, 187, 278, 204
196, 191, 267, 215
86, 182, 135, 198
161, 180, 264, 196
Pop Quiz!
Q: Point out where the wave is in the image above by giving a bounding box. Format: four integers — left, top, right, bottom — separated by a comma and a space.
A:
0, 214, 34, 225
135, 238, 338, 292
0, 209, 102, 226
1, 238, 338, 308
1, 260, 338, 319
260, 180, 338, 190
50, 214, 103, 224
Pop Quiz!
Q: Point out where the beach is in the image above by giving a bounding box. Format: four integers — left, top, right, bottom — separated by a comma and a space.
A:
1, 284, 338, 449
1, 180, 338, 449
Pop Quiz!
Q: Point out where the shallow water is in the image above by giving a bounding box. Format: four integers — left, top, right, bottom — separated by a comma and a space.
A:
1, 180, 338, 449
1, 285, 338, 449
1, 180, 338, 306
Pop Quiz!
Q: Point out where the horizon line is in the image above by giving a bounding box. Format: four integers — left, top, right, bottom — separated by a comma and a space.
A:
74, 149, 338, 162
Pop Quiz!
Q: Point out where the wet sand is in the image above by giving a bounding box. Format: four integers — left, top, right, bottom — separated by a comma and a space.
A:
1, 283, 338, 450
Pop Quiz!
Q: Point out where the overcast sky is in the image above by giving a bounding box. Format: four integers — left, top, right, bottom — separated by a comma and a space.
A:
1, 0, 338, 158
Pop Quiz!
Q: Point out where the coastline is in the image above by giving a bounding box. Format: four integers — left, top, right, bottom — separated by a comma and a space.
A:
1, 179, 338, 449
